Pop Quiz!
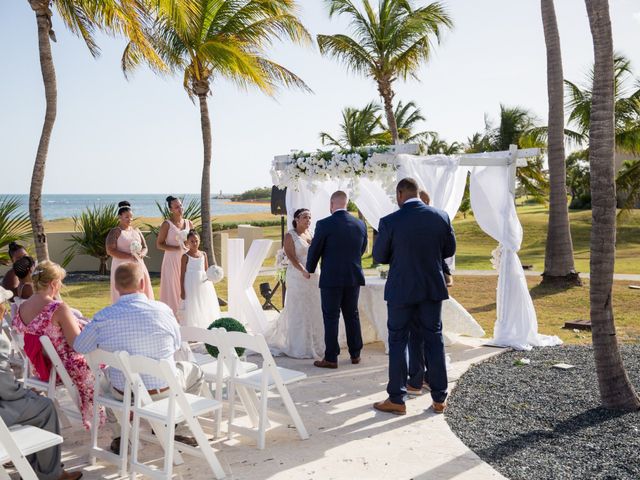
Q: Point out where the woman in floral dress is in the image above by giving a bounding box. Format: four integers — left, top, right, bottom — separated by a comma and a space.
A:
12, 261, 103, 429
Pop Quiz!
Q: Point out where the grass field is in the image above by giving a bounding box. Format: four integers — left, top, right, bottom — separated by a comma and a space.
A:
61, 275, 640, 346
258, 206, 640, 274
44, 205, 640, 274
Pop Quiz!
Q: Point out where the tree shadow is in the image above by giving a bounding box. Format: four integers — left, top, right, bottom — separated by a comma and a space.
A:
474, 407, 629, 463
467, 303, 497, 314
529, 281, 582, 300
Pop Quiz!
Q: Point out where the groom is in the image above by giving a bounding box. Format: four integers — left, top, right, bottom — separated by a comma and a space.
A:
372, 178, 456, 415
306, 190, 367, 369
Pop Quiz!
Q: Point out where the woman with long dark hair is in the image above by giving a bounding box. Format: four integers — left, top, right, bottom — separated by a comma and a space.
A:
157, 196, 193, 314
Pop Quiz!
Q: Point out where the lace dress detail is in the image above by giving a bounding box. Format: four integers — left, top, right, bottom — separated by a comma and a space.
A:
13, 301, 104, 429
267, 230, 326, 359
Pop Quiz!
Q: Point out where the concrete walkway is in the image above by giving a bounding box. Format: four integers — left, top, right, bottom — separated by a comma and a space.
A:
51, 338, 506, 480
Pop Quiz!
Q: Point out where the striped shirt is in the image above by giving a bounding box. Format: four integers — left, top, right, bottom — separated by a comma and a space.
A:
74, 293, 180, 390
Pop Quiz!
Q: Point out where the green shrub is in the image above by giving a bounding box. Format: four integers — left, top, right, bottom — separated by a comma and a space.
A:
205, 317, 247, 358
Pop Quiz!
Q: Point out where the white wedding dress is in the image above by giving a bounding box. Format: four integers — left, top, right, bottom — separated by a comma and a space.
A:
267, 230, 326, 359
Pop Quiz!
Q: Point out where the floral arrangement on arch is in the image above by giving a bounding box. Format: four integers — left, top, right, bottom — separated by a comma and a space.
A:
272, 146, 396, 190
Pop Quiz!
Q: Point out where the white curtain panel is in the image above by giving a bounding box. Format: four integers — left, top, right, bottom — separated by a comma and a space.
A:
396, 154, 469, 219
350, 177, 396, 230
286, 179, 345, 233
470, 165, 562, 350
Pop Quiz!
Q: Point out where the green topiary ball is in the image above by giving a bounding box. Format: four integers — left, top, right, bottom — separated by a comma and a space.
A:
206, 317, 247, 358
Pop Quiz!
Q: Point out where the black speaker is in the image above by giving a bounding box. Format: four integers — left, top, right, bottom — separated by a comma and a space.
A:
271, 186, 287, 215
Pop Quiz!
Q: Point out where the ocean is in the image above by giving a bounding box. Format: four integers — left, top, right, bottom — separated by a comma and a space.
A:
10, 194, 270, 220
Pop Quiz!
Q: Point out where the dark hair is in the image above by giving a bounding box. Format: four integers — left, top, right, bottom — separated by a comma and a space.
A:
8, 242, 25, 258
166, 195, 179, 209
186, 229, 199, 240
117, 200, 132, 216
13, 255, 35, 280
397, 177, 419, 196
292, 208, 310, 229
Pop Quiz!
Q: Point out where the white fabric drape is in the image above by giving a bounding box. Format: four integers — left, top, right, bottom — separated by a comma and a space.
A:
470, 165, 562, 350
286, 180, 345, 232
350, 178, 395, 230
396, 154, 469, 219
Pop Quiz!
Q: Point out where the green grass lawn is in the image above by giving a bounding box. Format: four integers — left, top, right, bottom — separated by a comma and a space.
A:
61, 275, 639, 346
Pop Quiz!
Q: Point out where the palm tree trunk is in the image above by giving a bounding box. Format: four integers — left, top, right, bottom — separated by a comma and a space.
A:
197, 92, 216, 265
29, 0, 57, 262
585, 0, 640, 410
541, 0, 580, 286
378, 78, 399, 144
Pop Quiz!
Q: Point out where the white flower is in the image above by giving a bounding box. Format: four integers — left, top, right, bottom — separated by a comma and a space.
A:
130, 240, 142, 256
275, 248, 289, 269
206, 265, 224, 283
176, 229, 189, 244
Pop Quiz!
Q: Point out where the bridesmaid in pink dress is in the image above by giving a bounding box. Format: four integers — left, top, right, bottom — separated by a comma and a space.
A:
106, 201, 154, 303
157, 196, 193, 314
12, 261, 104, 430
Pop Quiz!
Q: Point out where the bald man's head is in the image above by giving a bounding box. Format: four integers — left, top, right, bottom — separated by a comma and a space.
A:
114, 263, 144, 295
330, 190, 348, 213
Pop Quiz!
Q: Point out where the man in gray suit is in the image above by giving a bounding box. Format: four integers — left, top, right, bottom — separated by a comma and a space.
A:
0, 335, 81, 479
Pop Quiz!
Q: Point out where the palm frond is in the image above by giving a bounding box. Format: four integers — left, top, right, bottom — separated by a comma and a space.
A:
0, 197, 31, 266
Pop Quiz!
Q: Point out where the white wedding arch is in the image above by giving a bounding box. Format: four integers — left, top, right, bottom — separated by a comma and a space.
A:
270, 144, 562, 351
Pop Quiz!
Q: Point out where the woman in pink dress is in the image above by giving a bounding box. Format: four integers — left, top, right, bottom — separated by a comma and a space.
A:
106, 201, 154, 303
157, 195, 193, 314
12, 261, 103, 430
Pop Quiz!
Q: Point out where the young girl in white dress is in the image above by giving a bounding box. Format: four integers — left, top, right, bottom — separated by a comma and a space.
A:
179, 229, 221, 328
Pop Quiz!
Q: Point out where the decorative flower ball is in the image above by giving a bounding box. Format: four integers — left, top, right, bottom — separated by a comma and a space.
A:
0, 286, 13, 302
206, 317, 247, 358
206, 265, 224, 283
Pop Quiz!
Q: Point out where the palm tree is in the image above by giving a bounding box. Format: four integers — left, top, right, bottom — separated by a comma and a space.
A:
0, 197, 31, 265
393, 100, 433, 144
467, 105, 549, 200
540, 0, 580, 286
26, 0, 166, 262
317, 0, 452, 144
320, 102, 386, 148
62, 204, 119, 275
425, 132, 461, 154
123, 0, 311, 263
584, 0, 640, 410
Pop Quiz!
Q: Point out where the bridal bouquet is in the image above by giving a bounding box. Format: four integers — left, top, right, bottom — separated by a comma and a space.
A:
130, 240, 143, 257
176, 229, 189, 244
275, 248, 288, 284
206, 265, 224, 284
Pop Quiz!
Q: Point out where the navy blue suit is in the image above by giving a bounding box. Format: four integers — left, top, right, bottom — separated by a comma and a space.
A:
373, 200, 456, 404
306, 210, 368, 362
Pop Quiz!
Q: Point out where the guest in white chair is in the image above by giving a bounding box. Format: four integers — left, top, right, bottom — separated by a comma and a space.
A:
0, 334, 82, 480
74, 262, 204, 454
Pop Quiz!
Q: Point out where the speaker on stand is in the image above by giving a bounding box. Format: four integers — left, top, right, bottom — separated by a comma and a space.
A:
271, 186, 287, 307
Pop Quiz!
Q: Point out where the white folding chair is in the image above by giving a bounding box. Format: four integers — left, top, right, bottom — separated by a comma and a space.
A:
179, 326, 259, 437
118, 352, 226, 479
1, 312, 23, 368
85, 349, 132, 477
223, 331, 309, 450
38, 335, 83, 426
0, 415, 63, 480
9, 332, 76, 429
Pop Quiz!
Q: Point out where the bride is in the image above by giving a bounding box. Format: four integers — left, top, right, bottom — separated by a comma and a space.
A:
267, 208, 325, 359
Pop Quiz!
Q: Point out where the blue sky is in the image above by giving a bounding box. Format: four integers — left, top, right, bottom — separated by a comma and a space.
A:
1, 0, 639, 195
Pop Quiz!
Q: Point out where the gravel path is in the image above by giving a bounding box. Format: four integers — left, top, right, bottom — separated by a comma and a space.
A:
446, 345, 640, 480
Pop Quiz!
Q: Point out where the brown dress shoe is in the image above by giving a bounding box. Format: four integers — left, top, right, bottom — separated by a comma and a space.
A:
57, 470, 83, 480
373, 398, 406, 415
351, 357, 361, 364
314, 359, 338, 369
406, 386, 424, 396
432, 401, 446, 414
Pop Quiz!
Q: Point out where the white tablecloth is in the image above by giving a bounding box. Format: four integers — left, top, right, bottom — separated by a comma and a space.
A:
358, 277, 486, 352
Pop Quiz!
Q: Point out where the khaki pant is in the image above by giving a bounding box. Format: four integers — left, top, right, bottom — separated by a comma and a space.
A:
103, 361, 204, 437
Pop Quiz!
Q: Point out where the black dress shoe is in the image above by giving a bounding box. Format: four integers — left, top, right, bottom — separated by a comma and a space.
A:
314, 359, 338, 369
351, 357, 361, 364
110, 437, 121, 454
